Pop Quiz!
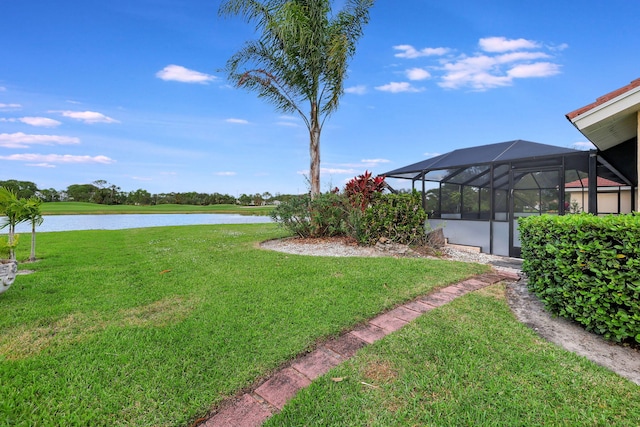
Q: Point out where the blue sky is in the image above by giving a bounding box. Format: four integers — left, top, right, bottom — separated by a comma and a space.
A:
1, 0, 639, 197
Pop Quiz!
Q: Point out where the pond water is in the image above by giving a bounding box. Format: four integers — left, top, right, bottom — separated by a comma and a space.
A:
12, 214, 273, 233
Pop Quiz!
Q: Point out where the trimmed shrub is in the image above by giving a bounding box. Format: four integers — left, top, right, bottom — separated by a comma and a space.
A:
308, 192, 348, 237
270, 193, 348, 238
519, 213, 640, 343
360, 190, 427, 245
270, 194, 313, 237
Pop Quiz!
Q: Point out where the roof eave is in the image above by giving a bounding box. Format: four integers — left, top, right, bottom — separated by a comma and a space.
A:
566, 80, 640, 150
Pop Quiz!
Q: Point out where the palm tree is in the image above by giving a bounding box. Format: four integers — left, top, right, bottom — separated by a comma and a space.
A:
23, 197, 44, 262
219, 0, 374, 197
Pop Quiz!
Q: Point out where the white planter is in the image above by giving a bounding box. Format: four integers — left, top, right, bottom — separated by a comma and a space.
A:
0, 260, 18, 295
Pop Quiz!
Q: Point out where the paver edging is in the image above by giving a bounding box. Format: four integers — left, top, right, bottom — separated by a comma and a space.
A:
197, 271, 519, 427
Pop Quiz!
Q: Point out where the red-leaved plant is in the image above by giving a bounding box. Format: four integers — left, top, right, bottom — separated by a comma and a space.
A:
344, 171, 386, 211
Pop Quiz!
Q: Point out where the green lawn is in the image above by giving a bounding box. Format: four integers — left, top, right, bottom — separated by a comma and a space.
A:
0, 223, 486, 426
267, 284, 640, 427
41, 201, 272, 216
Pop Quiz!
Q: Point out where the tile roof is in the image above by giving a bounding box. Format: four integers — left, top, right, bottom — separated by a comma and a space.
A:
565, 176, 625, 188
566, 78, 640, 120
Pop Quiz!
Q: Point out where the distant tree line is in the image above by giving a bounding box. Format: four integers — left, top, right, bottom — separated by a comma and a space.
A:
0, 179, 297, 207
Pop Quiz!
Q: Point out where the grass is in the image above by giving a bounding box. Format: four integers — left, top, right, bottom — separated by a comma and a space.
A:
0, 223, 486, 426
40, 201, 272, 216
266, 284, 640, 427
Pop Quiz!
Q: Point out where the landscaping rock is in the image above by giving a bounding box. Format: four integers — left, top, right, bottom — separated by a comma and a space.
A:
0, 260, 18, 295
426, 227, 446, 248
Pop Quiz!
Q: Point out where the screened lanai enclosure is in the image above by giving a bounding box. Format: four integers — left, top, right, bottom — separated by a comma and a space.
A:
382, 140, 634, 257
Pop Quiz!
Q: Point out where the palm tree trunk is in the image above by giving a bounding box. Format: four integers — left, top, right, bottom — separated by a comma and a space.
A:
309, 102, 321, 198
8, 224, 15, 261
30, 221, 36, 262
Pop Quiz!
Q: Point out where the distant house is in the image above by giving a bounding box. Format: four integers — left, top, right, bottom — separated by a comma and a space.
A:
565, 177, 632, 214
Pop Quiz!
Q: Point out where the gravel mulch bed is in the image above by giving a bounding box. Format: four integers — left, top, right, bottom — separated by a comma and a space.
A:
260, 236, 521, 275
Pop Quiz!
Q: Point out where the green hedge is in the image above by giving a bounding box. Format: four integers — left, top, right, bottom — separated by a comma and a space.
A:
360, 191, 427, 245
519, 213, 640, 343
270, 193, 347, 238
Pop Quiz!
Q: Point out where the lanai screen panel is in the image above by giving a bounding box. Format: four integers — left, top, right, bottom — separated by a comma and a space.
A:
384, 140, 599, 218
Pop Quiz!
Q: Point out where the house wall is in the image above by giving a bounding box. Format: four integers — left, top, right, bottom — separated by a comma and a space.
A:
637, 111, 640, 211
567, 189, 632, 214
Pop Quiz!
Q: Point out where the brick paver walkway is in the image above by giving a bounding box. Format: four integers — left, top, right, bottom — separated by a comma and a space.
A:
201, 270, 520, 427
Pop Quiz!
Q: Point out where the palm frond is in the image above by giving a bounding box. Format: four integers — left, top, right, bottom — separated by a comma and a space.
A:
219, 0, 373, 196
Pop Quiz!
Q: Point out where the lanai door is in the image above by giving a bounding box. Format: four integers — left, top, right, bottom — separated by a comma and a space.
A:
509, 167, 563, 257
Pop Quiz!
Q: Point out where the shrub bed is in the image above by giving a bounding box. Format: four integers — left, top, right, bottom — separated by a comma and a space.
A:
519, 213, 640, 343
270, 193, 348, 238
271, 173, 429, 246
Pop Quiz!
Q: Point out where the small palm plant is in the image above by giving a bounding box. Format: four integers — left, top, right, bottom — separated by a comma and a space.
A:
0, 188, 44, 262
0, 187, 25, 261
23, 197, 44, 262
0, 187, 24, 294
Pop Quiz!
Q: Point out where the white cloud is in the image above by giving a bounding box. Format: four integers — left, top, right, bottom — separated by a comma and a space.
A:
21, 117, 63, 127
318, 161, 390, 181
26, 163, 57, 168
321, 168, 358, 174
345, 85, 367, 95
214, 171, 236, 176
406, 67, 431, 81
10, 117, 62, 127
361, 160, 390, 170
0, 86, 6, 91
550, 43, 569, 52
276, 115, 301, 127
571, 141, 596, 150
225, 118, 249, 124
297, 168, 358, 176
276, 121, 300, 127
0, 153, 114, 164
479, 36, 540, 52
495, 51, 550, 63
507, 62, 561, 78
0, 103, 21, 110
156, 64, 216, 84
439, 66, 512, 90
438, 52, 562, 91
435, 52, 560, 90
361, 158, 390, 164
375, 82, 423, 93
424, 152, 441, 158
390, 36, 564, 91
0, 132, 80, 148
394, 45, 449, 59
57, 110, 119, 124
